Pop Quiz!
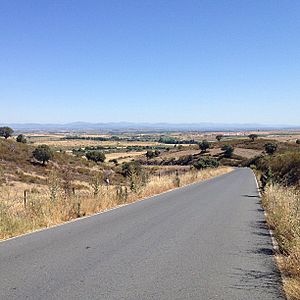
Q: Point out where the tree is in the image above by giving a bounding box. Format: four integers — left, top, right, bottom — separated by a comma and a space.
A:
16, 134, 27, 143
146, 150, 160, 159
264, 143, 278, 155
86, 151, 105, 163
145, 150, 154, 159
33, 145, 53, 165
0, 127, 13, 139
198, 140, 210, 152
154, 149, 160, 157
248, 134, 258, 142
216, 135, 223, 142
296, 139, 300, 145
221, 145, 234, 158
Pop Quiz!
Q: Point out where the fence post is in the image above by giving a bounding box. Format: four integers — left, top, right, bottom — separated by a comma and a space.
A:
23, 190, 28, 208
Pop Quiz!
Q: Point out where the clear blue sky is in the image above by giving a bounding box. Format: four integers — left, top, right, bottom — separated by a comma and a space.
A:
1, 0, 300, 124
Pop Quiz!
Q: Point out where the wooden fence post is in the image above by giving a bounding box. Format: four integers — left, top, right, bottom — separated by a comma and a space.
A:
23, 190, 28, 209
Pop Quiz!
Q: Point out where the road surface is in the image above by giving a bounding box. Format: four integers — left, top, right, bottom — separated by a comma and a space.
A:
0, 168, 285, 299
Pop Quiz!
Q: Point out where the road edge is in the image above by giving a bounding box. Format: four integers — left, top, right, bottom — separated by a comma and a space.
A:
252, 169, 288, 299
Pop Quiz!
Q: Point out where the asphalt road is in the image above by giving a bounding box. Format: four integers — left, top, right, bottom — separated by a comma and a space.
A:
0, 168, 285, 299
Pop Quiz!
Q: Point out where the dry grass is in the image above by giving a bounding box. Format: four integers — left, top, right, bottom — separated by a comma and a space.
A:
0, 166, 232, 241
106, 151, 146, 162
233, 147, 263, 158
32, 139, 159, 149
262, 184, 300, 300
160, 149, 200, 159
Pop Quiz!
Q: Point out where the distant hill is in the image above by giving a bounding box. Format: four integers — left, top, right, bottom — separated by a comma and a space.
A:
1, 122, 300, 132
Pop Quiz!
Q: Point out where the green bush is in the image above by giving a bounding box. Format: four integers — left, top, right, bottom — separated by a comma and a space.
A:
193, 157, 219, 169
221, 145, 234, 158
216, 135, 223, 142
16, 134, 27, 143
264, 143, 278, 155
198, 140, 210, 152
248, 134, 258, 141
85, 151, 105, 163
122, 161, 142, 177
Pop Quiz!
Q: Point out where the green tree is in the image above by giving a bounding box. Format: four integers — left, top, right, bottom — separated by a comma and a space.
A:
248, 134, 258, 141
33, 145, 53, 165
16, 134, 27, 143
198, 140, 210, 152
86, 151, 105, 163
216, 135, 223, 142
221, 145, 234, 158
146, 150, 160, 159
154, 149, 160, 157
264, 143, 278, 155
146, 150, 155, 159
0, 127, 14, 139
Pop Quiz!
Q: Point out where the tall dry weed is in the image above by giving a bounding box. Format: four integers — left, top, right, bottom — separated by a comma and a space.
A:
0, 167, 232, 240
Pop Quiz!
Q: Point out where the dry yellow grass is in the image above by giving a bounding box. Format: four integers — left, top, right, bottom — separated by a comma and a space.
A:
263, 184, 300, 300
0, 166, 232, 241
32, 139, 160, 149
106, 151, 146, 162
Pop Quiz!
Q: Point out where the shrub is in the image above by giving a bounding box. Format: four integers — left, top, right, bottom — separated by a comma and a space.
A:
85, 151, 105, 163
198, 140, 210, 152
248, 134, 258, 141
255, 152, 300, 186
265, 142, 278, 155
145, 150, 160, 159
122, 161, 142, 177
221, 145, 234, 158
193, 157, 219, 169
296, 139, 300, 145
216, 135, 223, 142
32, 145, 53, 165
16, 134, 27, 143
0, 127, 14, 139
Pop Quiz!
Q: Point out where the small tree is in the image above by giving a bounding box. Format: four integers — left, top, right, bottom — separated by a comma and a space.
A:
33, 145, 53, 165
146, 150, 155, 160
248, 134, 258, 142
16, 134, 27, 143
0, 127, 14, 139
198, 140, 210, 153
264, 143, 277, 155
221, 145, 234, 158
216, 135, 223, 142
86, 151, 105, 163
146, 150, 160, 159
296, 139, 300, 145
154, 149, 160, 157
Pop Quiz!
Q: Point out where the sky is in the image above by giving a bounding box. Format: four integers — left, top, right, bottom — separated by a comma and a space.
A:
1, 0, 300, 125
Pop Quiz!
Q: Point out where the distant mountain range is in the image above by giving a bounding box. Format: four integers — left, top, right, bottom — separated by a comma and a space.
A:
1, 122, 300, 132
